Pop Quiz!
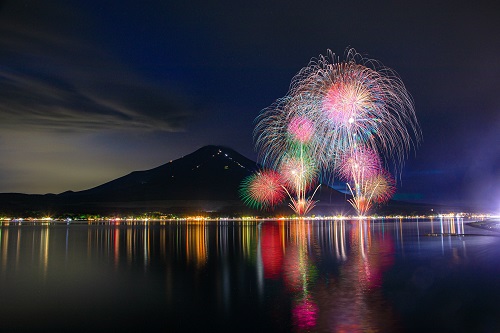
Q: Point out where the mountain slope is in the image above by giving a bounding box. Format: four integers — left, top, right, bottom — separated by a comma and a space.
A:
0, 145, 453, 216
61, 145, 258, 202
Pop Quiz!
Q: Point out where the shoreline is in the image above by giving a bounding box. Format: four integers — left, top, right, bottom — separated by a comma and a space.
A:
467, 219, 500, 233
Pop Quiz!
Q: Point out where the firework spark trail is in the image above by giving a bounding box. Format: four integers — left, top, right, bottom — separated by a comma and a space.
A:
344, 170, 396, 216
284, 49, 421, 173
278, 143, 320, 215
337, 146, 383, 216
254, 98, 318, 171
248, 48, 420, 216
283, 184, 320, 216
345, 169, 395, 216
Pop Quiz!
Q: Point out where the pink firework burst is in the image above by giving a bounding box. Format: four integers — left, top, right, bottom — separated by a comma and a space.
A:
282, 49, 421, 172
287, 116, 314, 143
321, 76, 372, 127
337, 146, 382, 182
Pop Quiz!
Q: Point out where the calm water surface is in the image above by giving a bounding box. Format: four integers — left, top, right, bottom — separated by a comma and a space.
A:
1, 218, 500, 332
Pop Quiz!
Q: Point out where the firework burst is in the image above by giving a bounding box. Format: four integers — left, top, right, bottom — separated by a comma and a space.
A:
287, 116, 315, 143
285, 49, 421, 171
246, 48, 420, 216
343, 165, 396, 216
337, 146, 382, 183
277, 146, 320, 216
367, 169, 396, 204
278, 153, 318, 194
239, 170, 286, 210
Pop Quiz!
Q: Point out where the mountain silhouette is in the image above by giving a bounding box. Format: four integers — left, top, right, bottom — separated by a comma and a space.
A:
0, 145, 252, 215
58, 145, 268, 215
0, 145, 453, 217
0, 145, 352, 216
63, 145, 258, 202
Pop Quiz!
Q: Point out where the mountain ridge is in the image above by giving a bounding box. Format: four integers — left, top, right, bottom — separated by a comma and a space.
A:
61, 145, 258, 201
0, 145, 264, 216
0, 145, 463, 217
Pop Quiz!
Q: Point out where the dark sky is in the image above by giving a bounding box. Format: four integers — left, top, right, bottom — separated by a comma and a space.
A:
0, 0, 498, 212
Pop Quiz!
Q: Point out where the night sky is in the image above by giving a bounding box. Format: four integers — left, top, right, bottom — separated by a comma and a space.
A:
0, 0, 498, 212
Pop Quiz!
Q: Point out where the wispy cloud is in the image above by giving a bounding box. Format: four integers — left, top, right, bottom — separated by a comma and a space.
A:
0, 0, 192, 133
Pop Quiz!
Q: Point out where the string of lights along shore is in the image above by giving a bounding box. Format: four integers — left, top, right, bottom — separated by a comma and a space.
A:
240, 48, 421, 217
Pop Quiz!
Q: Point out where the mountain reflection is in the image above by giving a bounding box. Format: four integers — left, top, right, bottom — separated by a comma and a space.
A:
0, 218, 478, 332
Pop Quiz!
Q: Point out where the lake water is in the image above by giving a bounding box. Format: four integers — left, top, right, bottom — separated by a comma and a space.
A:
1, 218, 500, 332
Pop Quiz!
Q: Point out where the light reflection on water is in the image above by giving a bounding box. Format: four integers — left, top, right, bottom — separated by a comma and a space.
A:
0, 218, 499, 332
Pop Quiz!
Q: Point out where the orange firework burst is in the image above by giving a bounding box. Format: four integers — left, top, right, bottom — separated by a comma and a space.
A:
367, 169, 396, 204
